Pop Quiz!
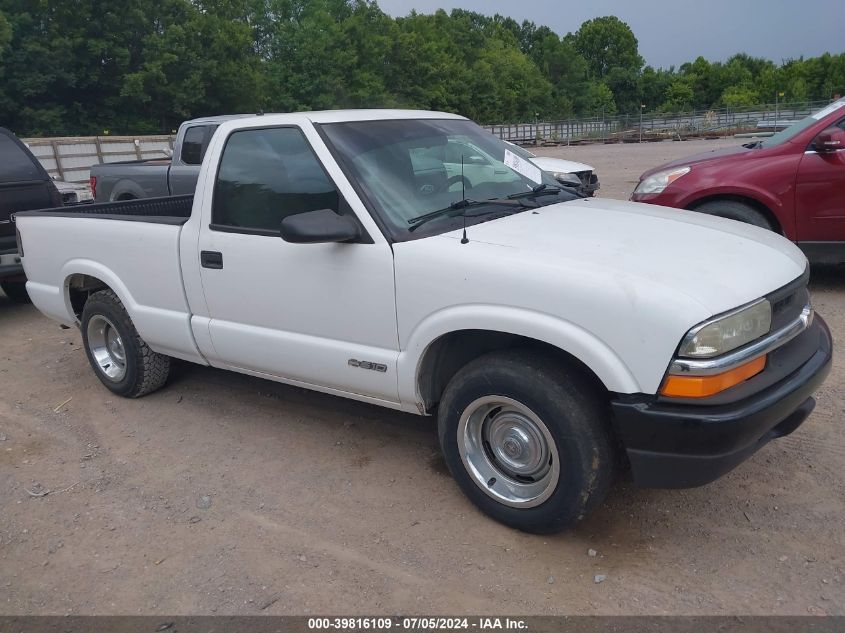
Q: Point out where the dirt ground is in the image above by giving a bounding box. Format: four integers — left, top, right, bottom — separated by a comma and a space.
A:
1, 138, 843, 616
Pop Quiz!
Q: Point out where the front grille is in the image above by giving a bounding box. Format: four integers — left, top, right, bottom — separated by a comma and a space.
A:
767, 267, 810, 333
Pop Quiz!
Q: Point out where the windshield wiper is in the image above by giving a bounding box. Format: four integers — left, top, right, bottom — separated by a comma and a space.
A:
407, 197, 533, 232
508, 182, 584, 199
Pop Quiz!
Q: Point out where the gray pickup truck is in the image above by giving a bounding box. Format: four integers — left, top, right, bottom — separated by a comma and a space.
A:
90, 115, 248, 202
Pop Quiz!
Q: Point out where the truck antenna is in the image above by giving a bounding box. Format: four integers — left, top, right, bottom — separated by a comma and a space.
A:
460, 155, 469, 244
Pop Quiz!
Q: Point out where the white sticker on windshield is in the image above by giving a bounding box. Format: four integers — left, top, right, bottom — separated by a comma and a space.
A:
812, 98, 845, 120
503, 148, 542, 184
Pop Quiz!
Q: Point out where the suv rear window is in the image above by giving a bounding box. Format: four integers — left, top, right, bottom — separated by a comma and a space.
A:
0, 133, 43, 184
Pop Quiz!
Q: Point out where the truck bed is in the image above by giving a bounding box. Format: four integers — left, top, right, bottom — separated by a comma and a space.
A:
15, 195, 193, 225
15, 194, 202, 363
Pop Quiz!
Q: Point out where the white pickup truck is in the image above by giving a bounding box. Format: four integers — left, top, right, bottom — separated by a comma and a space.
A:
15, 110, 832, 533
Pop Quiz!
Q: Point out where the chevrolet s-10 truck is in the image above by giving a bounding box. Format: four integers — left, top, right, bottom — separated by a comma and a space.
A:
15, 110, 832, 533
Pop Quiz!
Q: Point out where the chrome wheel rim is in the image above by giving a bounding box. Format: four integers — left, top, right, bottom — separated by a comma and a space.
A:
86, 315, 126, 381
458, 396, 559, 508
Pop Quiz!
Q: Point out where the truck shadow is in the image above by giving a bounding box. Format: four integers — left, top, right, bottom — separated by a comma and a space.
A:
0, 293, 36, 322
166, 359, 790, 548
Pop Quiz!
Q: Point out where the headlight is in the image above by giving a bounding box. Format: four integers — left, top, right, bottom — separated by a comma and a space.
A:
678, 299, 772, 358
634, 166, 690, 194
552, 172, 582, 187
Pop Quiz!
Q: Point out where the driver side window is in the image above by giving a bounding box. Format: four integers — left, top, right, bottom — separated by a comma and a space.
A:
212, 127, 341, 233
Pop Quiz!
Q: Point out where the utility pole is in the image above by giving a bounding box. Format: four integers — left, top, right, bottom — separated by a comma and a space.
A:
774, 91, 784, 130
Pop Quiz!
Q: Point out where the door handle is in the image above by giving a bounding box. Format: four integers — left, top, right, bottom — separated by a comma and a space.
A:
200, 250, 223, 269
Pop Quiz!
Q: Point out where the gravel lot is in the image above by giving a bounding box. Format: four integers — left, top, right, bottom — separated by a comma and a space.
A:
1, 138, 842, 616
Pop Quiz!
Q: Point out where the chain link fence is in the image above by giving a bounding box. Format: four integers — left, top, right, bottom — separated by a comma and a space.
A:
484, 99, 833, 145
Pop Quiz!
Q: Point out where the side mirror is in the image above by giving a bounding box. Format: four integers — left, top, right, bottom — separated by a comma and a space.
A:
814, 127, 845, 153
280, 208, 360, 244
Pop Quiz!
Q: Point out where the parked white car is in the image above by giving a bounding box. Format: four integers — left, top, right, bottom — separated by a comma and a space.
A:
15, 110, 831, 533
505, 141, 599, 196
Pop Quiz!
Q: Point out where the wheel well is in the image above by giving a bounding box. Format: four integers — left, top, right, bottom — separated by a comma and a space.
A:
116, 193, 136, 201
687, 194, 782, 234
417, 330, 609, 413
66, 274, 111, 320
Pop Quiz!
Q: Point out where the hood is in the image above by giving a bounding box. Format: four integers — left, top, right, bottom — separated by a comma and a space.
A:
529, 156, 594, 174
393, 197, 807, 395
639, 144, 752, 179
433, 197, 806, 315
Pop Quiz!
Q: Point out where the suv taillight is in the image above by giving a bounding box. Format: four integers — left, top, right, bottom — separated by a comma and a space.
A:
89, 176, 97, 200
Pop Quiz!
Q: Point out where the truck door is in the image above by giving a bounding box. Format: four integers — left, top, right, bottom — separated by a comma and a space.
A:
194, 125, 400, 404
169, 124, 217, 195
795, 116, 845, 242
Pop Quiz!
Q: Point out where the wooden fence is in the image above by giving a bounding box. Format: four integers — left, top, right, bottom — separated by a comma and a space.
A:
22, 134, 176, 183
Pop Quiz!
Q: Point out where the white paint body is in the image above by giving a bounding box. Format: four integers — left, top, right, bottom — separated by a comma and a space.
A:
17, 110, 808, 415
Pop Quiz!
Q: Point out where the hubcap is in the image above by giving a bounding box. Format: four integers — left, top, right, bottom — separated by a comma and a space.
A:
458, 396, 559, 508
87, 315, 126, 381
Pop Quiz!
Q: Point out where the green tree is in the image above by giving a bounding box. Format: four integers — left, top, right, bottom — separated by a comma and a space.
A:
661, 77, 695, 112
0, 10, 10, 61
579, 81, 616, 117
569, 16, 643, 79
720, 85, 760, 108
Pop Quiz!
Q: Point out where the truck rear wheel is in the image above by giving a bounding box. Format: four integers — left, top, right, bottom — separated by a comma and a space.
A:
437, 350, 615, 534
693, 199, 773, 231
0, 280, 31, 304
81, 289, 170, 398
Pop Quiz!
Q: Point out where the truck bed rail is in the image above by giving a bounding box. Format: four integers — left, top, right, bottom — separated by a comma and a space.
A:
14, 194, 193, 225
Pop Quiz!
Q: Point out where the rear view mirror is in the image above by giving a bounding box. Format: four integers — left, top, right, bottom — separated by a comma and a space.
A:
814, 127, 845, 153
280, 208, 360, 244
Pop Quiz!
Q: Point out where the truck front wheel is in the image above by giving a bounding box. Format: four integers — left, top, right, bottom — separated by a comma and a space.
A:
81, 289, 170, 398
437, 350, 615, 534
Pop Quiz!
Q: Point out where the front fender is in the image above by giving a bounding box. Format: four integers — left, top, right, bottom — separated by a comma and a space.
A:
396, 304, 642, 408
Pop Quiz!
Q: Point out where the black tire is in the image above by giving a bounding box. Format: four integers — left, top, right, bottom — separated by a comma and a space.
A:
0, 280, 31, 304
80, 289, 170, 397
693, 199, 773, 231
437, 349, 615, 534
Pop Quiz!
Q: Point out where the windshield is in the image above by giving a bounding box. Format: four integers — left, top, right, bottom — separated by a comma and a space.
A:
761, 98, 845, 148
319, 118, 574, 240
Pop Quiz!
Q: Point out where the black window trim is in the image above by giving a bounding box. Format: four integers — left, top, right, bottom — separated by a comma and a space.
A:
208, 124, 373, 244
179, 125, 208, 166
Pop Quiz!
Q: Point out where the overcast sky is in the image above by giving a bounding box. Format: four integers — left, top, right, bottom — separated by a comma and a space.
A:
376, 0, 844, 69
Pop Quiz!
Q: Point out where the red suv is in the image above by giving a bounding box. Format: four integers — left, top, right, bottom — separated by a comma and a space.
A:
632, 98, 845, 264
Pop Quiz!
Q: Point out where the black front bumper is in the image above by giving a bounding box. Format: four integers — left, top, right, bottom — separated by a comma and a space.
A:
611, 315, 832, 488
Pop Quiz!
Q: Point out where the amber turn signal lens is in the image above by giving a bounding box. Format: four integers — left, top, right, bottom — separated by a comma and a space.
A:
660, 355, 766, 398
